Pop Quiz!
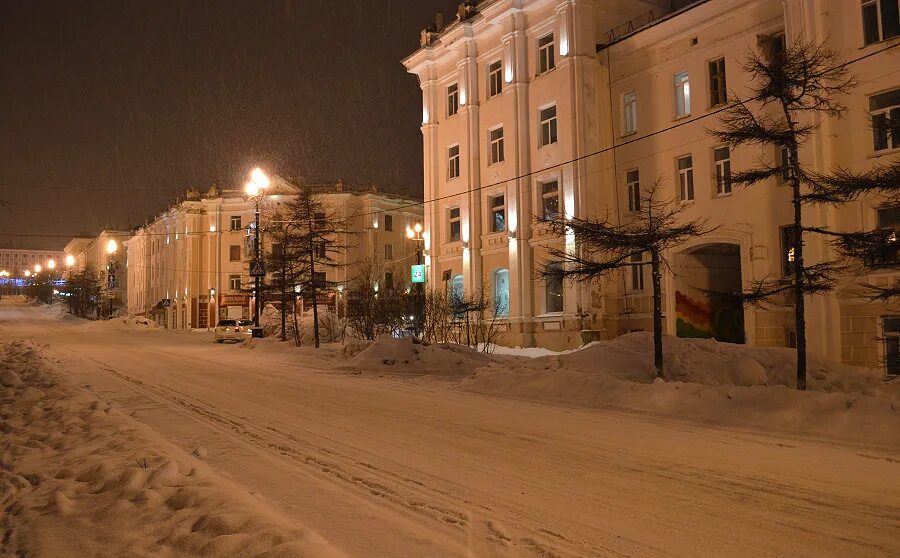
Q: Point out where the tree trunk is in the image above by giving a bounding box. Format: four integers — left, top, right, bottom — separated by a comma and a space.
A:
650, 248, 664, 378
791, 157, 807, 390
310, 249, 320, 348
292, 294, 301, 346
280, 266, 287, 342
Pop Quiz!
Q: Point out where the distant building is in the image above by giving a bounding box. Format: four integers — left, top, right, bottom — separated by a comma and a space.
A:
0, 248, 65, 277
403, 0, 900, 373
64, 231, 131, 314
125, 177, 424, 329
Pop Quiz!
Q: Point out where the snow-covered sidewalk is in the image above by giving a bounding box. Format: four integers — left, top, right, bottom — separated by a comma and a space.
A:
0, 339, 343, 558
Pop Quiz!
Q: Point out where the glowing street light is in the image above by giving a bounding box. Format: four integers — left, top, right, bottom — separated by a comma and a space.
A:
65, 254, 75, 267
34, 264, 42, 273
24, 270, 31, 277
47, 259, 56, 270
250, 167, 270, 188
106, 239, 118, 254
245, 167, 270, 337
414, 222, 423, 234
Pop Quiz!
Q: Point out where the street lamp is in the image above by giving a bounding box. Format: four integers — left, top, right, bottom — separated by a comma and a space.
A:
106, 239, 119, 319
208, 288, 216, 330
34, 264, 42, 274
406, 222, 426, 337
245, 167, 269, 337
47, 259, 56, 270
65, 254, 75, 267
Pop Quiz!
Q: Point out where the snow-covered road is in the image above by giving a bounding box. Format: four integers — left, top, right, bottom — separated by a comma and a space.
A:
4, 301, 898, 557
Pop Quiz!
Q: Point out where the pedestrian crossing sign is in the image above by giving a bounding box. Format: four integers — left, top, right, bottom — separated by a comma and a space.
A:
249, 260, 266, 277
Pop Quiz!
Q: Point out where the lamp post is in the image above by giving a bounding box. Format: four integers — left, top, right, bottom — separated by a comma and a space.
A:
406, 222, 426, 337
245, 167, 269, 338
208, 288, 216, 330
106, 239, 118, 319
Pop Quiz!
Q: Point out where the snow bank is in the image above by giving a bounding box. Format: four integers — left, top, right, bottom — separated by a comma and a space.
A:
79, 314, 160, 332
0, 339, 344, 557
462, 333, 900, 446
344, 336, 512, 376
261, 306, 343, 345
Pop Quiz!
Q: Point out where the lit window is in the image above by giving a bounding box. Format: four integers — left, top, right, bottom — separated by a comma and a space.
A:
450, 274, 464, 306
870, 88, 900, 152
489, 60, 503, 97
449, 207, 461, 242
623, 91, 637, 135
448, 145, 460, 179
708, 58, 727, 106
489, 127, 504, 164
494, 268, 510, 316
626, 169, 640, 212
447, 83, 459, 117
674, 71, 691, 117
862, 0, 900, 46
539, 105, 558, 147
545, 262, 564, 313
677, 156, 694, 201
541, 181, 560, 220
875, 205, 900, 264
490, 195, 506, 233
538, 34, 555, 74
630, 253, 645, 291
781, 225, 799, 276
714, 146, 732, 195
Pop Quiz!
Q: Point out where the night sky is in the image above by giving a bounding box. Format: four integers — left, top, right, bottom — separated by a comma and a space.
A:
0, 0, 457, 250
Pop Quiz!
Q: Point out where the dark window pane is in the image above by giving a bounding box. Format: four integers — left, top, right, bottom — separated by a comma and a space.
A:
873, 113, 889, 150
882, 0, 900, 39
863, 3, 880, 44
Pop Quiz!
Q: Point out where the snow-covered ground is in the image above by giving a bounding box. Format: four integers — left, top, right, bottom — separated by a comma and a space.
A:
2, 299, 899, 557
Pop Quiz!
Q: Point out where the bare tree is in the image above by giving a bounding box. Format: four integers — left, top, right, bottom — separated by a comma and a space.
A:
540, 181, 714, 378
709, 37, 898, 389
345, 257, 409, 340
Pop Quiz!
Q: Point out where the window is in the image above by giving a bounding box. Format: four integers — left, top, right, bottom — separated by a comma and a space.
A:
384, 272, 393, 291
447, 83, 459, 117
450, 274, 464, 306
489, 60, 503, 97
541, 180, 560, 220
490, 195, 506, 233
230, 216, 242, 231
623, 91, 637, 135
777, 144, 792, 183
781, 225, 799, 277
229, 245, 241, 262
539, 105, 558, 147
674, 71, 691, 117
489, 127, 505, 164
272, 243, 284, 258
384, 244, 393, 260
494, 268, 510, 316
313, 212, 326, 229
762, 33, 786, 63
626, 169, 641, 212
545, 262, 564, 313
862, 0, 900, 45
229, 274, 241, 291
708, 58, 727, 106
630, 253, 645, 291
875, 205, 900, 264
884, 317, 900, 375
538, 34, 555, 74
448, 145, 460, 179
313, 272, 326, 288
714, 146, 732, 194
315, 242, 326, 259
675, 155, 694, 201
871, 88, 900, 152
449, 207, 461, 242
384, 214, 393, 231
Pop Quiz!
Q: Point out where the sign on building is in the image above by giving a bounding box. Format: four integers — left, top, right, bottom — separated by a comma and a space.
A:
411, 264, 426, 284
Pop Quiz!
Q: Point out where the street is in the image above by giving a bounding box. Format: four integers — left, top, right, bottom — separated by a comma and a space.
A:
3, 300, 899, 557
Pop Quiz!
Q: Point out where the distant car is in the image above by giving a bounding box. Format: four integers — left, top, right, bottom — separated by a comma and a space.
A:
214, 319, 253, 343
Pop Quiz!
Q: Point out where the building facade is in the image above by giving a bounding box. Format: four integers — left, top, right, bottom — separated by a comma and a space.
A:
64, 231, 131, 313
0, 248, 65, 278
404, 0, 900, 371
125, 178, 424, 329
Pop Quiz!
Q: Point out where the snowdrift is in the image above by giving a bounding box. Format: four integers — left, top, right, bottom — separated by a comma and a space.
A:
462, 333, 900, 446
260, 305, 343, 345
344, 336, 511, 376
0, 339, 344, 557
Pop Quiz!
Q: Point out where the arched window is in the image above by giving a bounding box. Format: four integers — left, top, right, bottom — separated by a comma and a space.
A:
494, 268, 509, 316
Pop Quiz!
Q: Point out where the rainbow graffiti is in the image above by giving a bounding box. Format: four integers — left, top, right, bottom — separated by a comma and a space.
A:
675, 291, 713, 338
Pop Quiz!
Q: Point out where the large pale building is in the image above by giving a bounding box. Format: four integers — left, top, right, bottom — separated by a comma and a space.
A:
64, 231, 132, 313
125, 178, 424, 329
403, 0, 900, 372
0, 248, 65, 278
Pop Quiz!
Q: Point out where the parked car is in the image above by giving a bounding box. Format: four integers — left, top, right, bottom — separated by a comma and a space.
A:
214, 319, 253, 343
